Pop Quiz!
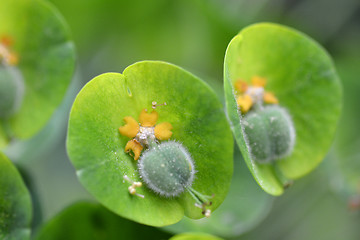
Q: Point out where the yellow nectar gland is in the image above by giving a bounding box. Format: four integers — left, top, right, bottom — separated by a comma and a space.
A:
119, 107, 173, 160
0, 36, 18, 66
234, 76, 279, 113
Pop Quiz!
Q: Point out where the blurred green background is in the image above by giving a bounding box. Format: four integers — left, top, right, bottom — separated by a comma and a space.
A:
7, 0, 360, 239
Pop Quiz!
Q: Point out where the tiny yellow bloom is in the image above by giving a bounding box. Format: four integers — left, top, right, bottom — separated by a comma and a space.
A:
7, 53, 18, 66
1, 36, 13, 47
263, 92, 279, 104
237, 94, 253, 113
118, 116, 139, 138
125, 139, 143, 160
139, 109, 158, 127
154, 122, 173, 140
251, 76, 267, 87
234, 76, 279, 114
0, 35, 19, 66
119, 108, 173, 160
234, 79, 248, 93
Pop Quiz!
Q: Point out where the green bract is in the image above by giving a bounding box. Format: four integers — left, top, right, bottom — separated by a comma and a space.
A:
0, 0, 75, 143
67, 61, 233, 226
170, 233, 224, 240
0, 152, 32, 240
35, 202, 171, 240
224, 23, 342, 195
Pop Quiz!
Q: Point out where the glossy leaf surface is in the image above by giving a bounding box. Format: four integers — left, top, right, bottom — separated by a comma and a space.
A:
0, 152, 32, 240
170, 233, 223, 240
224, 23, 342, 195
67, 61, 233, 226
0, 0, 75, 141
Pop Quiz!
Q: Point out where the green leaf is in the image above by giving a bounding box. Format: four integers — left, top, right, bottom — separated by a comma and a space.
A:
164, 147, 273, 238
224, 23, 342, 195
170, 233, 224, 240
0, 152, 32, 240
35, 201, 172, 240
0, 0, 75, 140
67, 61, 233, 226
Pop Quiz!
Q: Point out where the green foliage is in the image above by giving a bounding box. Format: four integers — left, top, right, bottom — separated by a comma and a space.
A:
170, 232, 223, 240
0, 0, 75, 142
224, 23, 342, 195
0, 152, 32, 240
67, 61, 233, 226
35, 202, 172, 240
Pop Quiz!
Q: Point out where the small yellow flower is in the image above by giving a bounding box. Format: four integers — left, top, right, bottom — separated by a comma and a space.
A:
251, 76, 267, 87
263, 92, 279, 104
237, 94, 253, 113
234, 79, 248, 93
119, 116, 139, 138
139, 109, 158, 127
0, 35, 19, 66
234, 76, 279, 113
7, 53, 18, 66
1, 36, 14, 47
119, 109, 173, 160
124, 139, 143, 160
154, 122, 173, 140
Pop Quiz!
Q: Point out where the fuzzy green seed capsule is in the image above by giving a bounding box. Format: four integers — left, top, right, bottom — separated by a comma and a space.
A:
242, 105, 295, 163
138, 141, 195, 197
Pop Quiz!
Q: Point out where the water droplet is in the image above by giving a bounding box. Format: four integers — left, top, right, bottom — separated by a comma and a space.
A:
127, 87, 132, 97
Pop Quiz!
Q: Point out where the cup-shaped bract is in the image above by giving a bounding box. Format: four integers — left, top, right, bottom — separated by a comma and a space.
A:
0, 152, 32, 240
170, 233, 224, 240
67, 61, 233, 226
0, 0, 75, 145
224, 23, 342, 195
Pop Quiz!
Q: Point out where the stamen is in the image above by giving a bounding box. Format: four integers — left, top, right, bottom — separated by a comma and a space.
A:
204, 209, 211, 218
123, 175, 145, 198
152, 101, 167, 109
187, 186, 213, 218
